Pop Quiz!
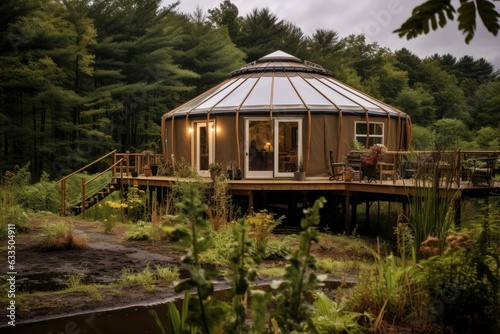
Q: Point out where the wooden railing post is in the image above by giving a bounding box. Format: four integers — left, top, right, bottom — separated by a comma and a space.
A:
119, 159, 124, 200
126, 151, 130, 176
113, 151, 117, 177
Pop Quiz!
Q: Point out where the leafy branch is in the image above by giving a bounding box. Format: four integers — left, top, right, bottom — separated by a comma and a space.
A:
163, 187, 230, 334
394, 0, 500, 44
270, 197, 328, 333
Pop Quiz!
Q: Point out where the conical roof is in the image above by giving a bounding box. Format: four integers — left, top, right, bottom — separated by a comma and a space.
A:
163, 50, 408, 119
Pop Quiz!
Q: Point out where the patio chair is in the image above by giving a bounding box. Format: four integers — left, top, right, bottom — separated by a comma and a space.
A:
469, 156, 497, 186
346, 151, 364, 182
378, 153, 398, 184
329, 151, 345, 181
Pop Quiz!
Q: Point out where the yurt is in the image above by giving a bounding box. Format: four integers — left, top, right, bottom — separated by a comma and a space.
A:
161, 50, 412, 179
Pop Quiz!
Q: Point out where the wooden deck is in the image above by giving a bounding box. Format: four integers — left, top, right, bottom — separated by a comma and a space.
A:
60, 150, 499, 233
118, 174, 499, 195
117, 174, 499, 233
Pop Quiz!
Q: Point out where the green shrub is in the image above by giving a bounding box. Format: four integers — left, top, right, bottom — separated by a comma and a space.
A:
348, 250, 428, 330
312, 291, 371, 334
0, 205, 30, 238
37, 221, 88, 250
16, 172, 60, 213
125, 186, 147, 222
125, 221, 164, 241
420, 226, 500, 333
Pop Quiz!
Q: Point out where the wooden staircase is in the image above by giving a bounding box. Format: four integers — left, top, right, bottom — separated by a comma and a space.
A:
60, 150, 127, 218
71, 178, 119, 215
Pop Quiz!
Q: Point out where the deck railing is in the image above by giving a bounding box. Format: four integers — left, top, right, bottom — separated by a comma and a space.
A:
60, 150, 119, 216
113, 152, 163, 176
80, 158, 124, 219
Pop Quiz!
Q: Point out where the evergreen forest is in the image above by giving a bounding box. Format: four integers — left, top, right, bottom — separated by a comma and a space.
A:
1, 0, 499, 180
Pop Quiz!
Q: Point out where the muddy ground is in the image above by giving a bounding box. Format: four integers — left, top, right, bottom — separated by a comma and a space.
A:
3, 219, 190, 324
2, 216, 367, 330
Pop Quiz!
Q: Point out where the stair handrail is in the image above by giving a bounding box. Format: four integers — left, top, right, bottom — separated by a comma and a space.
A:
81, 158, 124, 219
60, 150, 117, 216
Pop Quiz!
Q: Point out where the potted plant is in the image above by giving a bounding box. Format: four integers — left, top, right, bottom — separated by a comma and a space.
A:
233, 167, 242, 180
294, 157, 306, 181
361, 143, 387, 182
131, 170, 138, 177
209, 162, 222, 181
150, 163, 159, 176
143, 164, 152, 177
342, 166, 356, 182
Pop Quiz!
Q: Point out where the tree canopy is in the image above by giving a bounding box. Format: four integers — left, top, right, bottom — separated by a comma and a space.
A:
1, 0, 498, 179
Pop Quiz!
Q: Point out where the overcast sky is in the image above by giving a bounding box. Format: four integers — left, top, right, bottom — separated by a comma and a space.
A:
162, 0, 500, 71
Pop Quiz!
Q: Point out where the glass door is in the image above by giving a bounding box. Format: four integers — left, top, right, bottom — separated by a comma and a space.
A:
274, 118, 302, 177
245, 119, 273, 178
195, 121, 214, 176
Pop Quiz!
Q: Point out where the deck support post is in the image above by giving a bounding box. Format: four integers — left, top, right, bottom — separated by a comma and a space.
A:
454, 197, 461, 225
248, 190, 254, 214
350, 193, 358, 235
365, 200, 370, 233
345, 191, 351, 234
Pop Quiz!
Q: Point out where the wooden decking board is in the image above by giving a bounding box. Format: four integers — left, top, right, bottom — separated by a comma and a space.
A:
118, 175, 499, 198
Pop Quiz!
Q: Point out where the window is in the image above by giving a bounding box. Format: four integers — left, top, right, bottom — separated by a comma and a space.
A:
355, 122, 384, 147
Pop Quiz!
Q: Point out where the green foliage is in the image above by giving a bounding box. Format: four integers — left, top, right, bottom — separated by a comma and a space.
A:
270, 197, 327, 333
1, 1, 499, 176
163, 188, 330, 333
64, 171, 113, 209
409, 153, 460, 256
37, 221, 88, 250
420, 224, 500, 332
2, 205, 30, 233
164, 186, 231, 333
125, 186, 147, 222
224, 218, 262, 333
156, 291, 197, 334
66, 273, 85, 289
209, 176, 234, 231
317, 258, 371, 278
474, 126, 500, 150
312, 291, 371, 334
9, 163, 32, 187
16, 171, 60, 213
125, 221, 163, 241
348, 250, 428, 330
245, 209, 284, 256
0, 205, 30, 239
474, 81, 500, 129
395, 0, 500, 44
432, 118, 469, 150
394, 86, 436, 126
122, 264, 179, 292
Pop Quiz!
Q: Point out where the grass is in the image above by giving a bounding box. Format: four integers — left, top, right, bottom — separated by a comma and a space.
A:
317, 258, 373, 277
66, 273, 85, 288
37, 220, 88, 250
258, 266, 286, 278
121, 264, 179, 291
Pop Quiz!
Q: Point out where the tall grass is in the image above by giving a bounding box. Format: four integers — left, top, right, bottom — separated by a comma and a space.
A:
407, 151, 461, 257
37, 221, 88, 250
347, 245, 429, 331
